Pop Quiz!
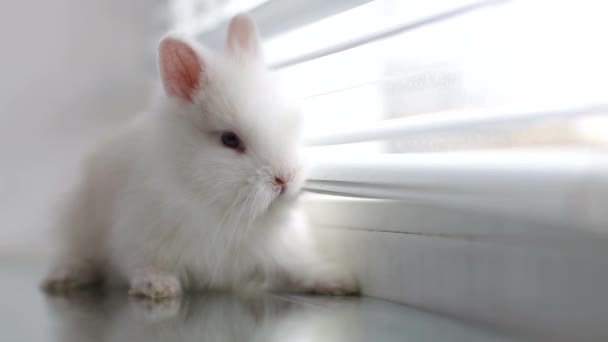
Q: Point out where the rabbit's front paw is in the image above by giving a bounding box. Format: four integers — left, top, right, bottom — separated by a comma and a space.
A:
129, 273, 182, 299
42, 262, 100, 293
308, 268, 359, 296
286, 266, 360, 296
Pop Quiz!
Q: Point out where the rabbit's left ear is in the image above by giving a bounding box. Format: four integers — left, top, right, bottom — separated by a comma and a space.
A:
225, 14, 262, 62
158, 36, 206, 102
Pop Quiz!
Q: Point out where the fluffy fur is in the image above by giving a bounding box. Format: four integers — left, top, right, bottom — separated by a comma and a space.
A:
42, 14, 357, 298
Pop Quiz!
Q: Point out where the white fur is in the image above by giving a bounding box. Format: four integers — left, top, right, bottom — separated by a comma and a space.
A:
43, 15, 357, 297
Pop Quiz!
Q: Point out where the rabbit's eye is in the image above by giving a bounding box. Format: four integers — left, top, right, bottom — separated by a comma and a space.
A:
221, 131, 242, 150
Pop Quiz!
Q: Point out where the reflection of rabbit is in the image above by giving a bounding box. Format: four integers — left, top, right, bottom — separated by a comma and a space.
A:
45, 291, 109, 342
45, 291, 517, 342
45, 292, 302, 342
42, 13, 357, 298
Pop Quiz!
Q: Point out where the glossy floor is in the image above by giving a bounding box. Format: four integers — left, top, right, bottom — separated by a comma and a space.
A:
1, 262, 524, 342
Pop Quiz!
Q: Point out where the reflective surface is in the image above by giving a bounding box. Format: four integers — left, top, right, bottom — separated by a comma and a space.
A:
2, 262, 523, 342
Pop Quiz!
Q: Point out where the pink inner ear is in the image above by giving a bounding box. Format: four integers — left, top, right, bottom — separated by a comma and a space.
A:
160, 38, 203, 102
226, 14, 260, 59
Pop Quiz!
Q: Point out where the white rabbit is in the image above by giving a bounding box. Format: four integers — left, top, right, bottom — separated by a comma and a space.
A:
42, 14, 358, 298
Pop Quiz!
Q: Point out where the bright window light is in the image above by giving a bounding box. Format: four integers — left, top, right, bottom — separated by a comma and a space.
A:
259, 0, 607, 153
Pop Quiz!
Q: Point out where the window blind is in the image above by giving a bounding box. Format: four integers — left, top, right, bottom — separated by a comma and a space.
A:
181, 0, 608, 341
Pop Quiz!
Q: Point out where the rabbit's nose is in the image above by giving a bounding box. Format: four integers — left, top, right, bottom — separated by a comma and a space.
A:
274, 177, 287, 194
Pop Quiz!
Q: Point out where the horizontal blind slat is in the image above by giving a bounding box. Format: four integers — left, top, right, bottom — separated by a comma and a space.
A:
270, 0, 506, 69
304, 150, 608, 232
304, 104, 608, 146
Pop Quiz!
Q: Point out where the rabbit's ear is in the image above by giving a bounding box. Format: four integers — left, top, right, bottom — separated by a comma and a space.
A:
225, 14, 262, 62
158, 36, 206, 102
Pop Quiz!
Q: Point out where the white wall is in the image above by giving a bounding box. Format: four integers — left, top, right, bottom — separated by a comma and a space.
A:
0, 0, 170, 260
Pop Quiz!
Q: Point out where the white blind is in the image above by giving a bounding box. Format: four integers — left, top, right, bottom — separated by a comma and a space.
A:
183, 1, 608, 341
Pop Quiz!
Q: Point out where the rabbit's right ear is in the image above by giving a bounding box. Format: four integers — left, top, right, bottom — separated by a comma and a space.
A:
225, 14, 262, 62
159, 36, 206, 102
